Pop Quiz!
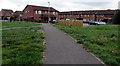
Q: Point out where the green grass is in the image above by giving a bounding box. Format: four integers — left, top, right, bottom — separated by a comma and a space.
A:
2, 21, 42, 28
0, 22, 2, 29
2, 27, 45, 64
0, 29, 1, 65
53, 24, 120, 66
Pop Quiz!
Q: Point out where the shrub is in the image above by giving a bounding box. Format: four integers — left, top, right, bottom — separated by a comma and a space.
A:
112, 10, 120, 24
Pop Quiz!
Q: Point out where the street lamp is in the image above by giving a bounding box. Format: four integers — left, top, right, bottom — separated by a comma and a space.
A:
48, 2, 50, 23
18, 5, 21, 21
95, 11, 98, 21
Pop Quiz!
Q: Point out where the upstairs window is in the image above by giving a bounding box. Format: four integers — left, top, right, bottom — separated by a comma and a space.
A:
25, 11, 30, 13
56, 12, 58, 15
35, 10, 41, 14
35, 11, 38, 14
25, 11, 27, 13
38, 11, 41, 14
53, 12, 56, 15
45, 11, 47, 13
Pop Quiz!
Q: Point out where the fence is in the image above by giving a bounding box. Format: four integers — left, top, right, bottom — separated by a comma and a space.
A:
57, 20, 83, 27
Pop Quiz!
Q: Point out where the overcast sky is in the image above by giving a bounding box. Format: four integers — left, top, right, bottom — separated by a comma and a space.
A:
0, 0, 119, 12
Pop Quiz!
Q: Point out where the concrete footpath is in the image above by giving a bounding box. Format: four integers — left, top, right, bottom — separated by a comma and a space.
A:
42, 24, 104, 64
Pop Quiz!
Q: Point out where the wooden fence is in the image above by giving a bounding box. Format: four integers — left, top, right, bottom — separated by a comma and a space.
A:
57, 20, 83, 27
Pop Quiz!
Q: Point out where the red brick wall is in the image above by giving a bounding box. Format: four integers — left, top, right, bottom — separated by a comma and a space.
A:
23, 5, 59, 22
23, 6, 33, 19
58, 11, 115, 23
1, 10, 13, 17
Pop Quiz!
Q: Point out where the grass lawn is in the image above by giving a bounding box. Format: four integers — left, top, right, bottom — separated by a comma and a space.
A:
2, 21, 42, 28
53, 24, 120, 66
2, 23, 45, 64
0, 29, 1, 65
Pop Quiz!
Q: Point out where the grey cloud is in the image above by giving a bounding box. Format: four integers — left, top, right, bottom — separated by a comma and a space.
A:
0, 0, 118, 11
75, 2, 111, 6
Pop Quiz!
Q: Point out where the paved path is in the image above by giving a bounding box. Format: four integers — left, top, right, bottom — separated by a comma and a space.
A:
83, 23, 90, 27
0, 20, 8, 22
42, 24, 104, 64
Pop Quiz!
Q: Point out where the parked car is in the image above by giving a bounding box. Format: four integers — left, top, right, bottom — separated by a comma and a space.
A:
89, 21, 106, 25
49, 20, 56, 24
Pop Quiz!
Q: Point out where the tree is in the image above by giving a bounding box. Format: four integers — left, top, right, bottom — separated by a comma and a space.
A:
112, 10, 120, 24
12, 13, 19, 21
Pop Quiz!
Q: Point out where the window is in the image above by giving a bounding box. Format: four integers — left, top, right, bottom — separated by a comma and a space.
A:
35, 10, 41, 14
89, 19, 91, 21
25, 11, 30, 13
25, 11, 27, 13
53, 12, 56, 15
101, 15, 104, 17
35, 11, 38, 14
38, 11, 41, 14
45, 11, 47, 13
83, 19, 86, 21
56, 12, 58, 15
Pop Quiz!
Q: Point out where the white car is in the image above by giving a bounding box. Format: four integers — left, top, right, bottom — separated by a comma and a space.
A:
89, 21, 106, 25
95, 21, 106, 25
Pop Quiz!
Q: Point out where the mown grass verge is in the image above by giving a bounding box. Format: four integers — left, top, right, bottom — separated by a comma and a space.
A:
53, 24, 120, 66
2, 21, 42, 28
2, 27, 45, 64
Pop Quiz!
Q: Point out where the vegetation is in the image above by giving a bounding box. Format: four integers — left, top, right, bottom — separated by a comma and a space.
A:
0, 22, 2, 29
112, 10, 120, 24
0, 30, 1, 65
2, 21, 42, 28
12, 13, 19, 21
53, 24, 120, 66
2, 27, 45, 64
2, 21, 45, 64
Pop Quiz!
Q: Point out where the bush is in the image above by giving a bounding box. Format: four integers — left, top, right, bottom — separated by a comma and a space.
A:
112, 10, 120, 24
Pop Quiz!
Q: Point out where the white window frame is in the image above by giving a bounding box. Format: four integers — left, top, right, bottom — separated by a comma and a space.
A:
38, 10, 41, 14
35, 11, 38, 14
83, 19, 86, 21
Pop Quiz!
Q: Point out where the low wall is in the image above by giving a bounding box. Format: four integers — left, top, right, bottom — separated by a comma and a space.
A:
57, 20, 83, 27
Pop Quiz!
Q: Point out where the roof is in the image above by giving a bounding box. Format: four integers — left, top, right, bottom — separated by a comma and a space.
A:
2, 9, 13, 13
23, 5, 59, 12
59, 10, 116, 15
14, 11, 23, 14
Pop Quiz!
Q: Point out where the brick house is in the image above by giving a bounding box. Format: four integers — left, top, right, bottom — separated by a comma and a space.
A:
14, 11, 23, 21
58, 10, 116, 24
0, 9, 13, 20
14, 11, 23, 16
0, 11, 2, 19
23, 5, 59, 23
